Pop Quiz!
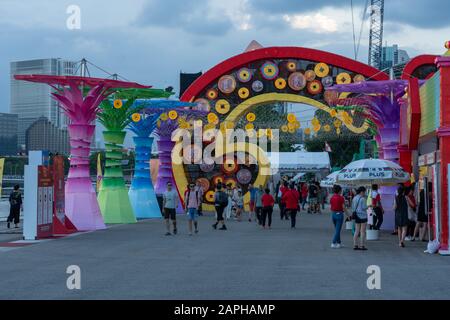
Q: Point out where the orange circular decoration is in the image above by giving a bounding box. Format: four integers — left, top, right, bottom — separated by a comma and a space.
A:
237, 68, 252, 83
113, 99, 123, 109
218, 75, 236, 94
245, 123, 254, 131
238, 87, 250, 99
287, 61, 297, 72
194, 98, 211, 112
314, 63, 330, 77
288, 122, 296, 130
305, 70, 316, 81
222, 158, 238, 174
353, 74, 365, 83
294, 121, 301, 129
196, 178, 210, 193
337, 72, 352, 84
131, 113, 141, 122
304, 128, 311, 135
281, 125, 289, 133
212, 175, 225, 186
288, 72, 306, 91
307, 80, 323, 95
275, 78, 287, 90
206, 89, 218, 100
168, 110, 178, 120
246, 112, 256, 122
224, 178, 237, 189
330, 109, 338, 117
287, 113, 297, 123
215, 99, 231, 114
205, 190, 215, 203
207, 112, 219, 124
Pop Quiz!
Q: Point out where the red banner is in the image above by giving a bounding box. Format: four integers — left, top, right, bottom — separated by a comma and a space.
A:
37, 165, 53, 238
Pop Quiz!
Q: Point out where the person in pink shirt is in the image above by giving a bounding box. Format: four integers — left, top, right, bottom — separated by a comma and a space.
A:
184, 183, 201, 236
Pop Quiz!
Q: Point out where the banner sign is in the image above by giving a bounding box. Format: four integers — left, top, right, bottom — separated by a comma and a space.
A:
37, 165, 53, 239
53, 156, 65, 224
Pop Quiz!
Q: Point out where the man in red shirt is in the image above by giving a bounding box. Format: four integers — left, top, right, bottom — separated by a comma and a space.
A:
279, 181, 289, 220
282, 183, 300, 228
261, 188, 275, 229
330, 184, 346, 248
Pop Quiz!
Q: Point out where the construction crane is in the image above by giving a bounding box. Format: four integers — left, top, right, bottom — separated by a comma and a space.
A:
368, 0, 385, 70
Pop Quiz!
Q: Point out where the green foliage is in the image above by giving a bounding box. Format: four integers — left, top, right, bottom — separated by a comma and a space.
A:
97, 99, 143, 131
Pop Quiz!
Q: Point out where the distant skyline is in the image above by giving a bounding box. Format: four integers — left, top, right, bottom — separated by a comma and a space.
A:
1, 0, 450, 114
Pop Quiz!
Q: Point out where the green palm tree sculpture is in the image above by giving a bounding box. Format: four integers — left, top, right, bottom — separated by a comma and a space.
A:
97, 88, 172, 223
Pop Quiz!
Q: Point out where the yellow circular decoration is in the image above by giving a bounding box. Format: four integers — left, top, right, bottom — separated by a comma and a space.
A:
289, 127, 296, 134
314, 63, 330, 78
205, 190, 215, 203
330, 109, 338, 117
294, 121, 301, 129
218, 75, 236, 94
131, 113, 141, 122
160, 113, 168, 121
304, 128, 311, 135
237, 68, 252, 83
238, 87, 250, 99
337, 72, 352, 84
281, 125, 289, 133
275, 78, 287, 90
311, 117, 320, 126
313, 124, 321, 132
168, 110, 178, 120
353, 74, 365, 83
113, 99, 123, 109
207, 112, 219, 124
245, 123, 254, 131
215, 99, 231, 114
324, 124, 331, 132
334, 119, 342, 128
288, 122, 296, 130
287, 113, 297, 123
305, 70, 316, 81
246, 112, 256, 122
206, 89, 218, 100
287, 61, 297, 72
261, 62, 279, 80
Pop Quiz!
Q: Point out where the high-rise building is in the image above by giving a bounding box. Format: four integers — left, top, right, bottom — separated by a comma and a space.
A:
25, 117, 70, 155
10, 58, 77, 150
381, 44, 410, 70
0, 112, 18, 156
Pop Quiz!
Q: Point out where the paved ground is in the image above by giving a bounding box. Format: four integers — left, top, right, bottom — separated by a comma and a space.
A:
0, 208, 449, 300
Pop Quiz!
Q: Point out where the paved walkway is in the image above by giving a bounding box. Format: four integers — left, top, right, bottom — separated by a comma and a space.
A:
0, 208, 449, 300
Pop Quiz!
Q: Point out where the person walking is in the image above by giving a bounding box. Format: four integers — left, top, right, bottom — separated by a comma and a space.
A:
7, 185, 22, 229
279, 181, 289, 220
414, 188, 429, 241
405, 186, 418, 241
394, 186, 409, 247
352, 186, 368, 250
330, 185, 347, 248
162, 182, 178, 236
233, 189, 244, 222
308, 181, 319, 214
255, 185, 264, 225
195, 181, 204, 216
371, 184, 384, 230
261, 188, 275, 229
248, 184, 256, 222
213, 183, 228, 230
301, 182, 308, 210
224, 183, 234, 220
184, 183, 201, 236
283, 183, 300, 229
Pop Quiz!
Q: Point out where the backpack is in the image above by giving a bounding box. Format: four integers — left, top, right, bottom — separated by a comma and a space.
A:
216, 191, 228, 207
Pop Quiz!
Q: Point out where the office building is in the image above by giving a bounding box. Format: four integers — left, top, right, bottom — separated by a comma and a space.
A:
10, 58, 77, 150
0, 112, 18, 156
25, 117, 70, 155
381, 44, 411, 70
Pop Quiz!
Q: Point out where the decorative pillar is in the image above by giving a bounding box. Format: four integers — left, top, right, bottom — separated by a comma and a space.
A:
398, 145, 413, 174
436, 49, 450, 255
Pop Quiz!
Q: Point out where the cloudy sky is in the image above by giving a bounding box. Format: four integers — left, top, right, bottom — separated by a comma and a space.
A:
1, 0, 449, 114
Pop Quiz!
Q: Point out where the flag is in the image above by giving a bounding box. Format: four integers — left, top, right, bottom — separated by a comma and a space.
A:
325, 142, 332, 153
0, 158, 4, 197
96, 153, 102, 193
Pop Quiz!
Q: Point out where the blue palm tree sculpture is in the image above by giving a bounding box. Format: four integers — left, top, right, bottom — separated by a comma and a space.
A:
127, 100, 196, 219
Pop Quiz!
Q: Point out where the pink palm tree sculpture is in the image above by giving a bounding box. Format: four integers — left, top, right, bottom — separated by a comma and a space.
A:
14, 75, 151, 231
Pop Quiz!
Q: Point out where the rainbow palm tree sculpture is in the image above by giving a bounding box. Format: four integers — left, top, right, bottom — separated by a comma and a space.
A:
97, 89, 171, 223
128, 100, 197, 218
14, 75, 150, 231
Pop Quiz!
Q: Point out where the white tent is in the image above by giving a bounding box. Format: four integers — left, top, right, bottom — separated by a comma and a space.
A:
266, 152, 331, 174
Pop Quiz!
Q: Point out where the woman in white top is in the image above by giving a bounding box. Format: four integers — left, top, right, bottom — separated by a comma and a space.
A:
224, 184, 234, 220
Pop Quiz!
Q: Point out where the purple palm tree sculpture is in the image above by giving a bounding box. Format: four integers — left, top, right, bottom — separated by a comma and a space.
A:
14, 75, 151, 231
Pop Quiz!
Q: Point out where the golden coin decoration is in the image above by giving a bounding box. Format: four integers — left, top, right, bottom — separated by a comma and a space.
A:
294, 121, 301, 129
218, 75, 237, 94
311, 117, 320, 126
288, 122, 296, 130
131, 113, 141, 122
304, 128, 311, 135
113, 99, 123, 109
281, 125, 289, 133
307, 80, 323, 95
313, 124, 321, 132
168, 110, 178, 120
207, 112, 219, 124
215, 99, 231, 114
245, 123, 254, 131
237, 68, 252, 83
275, 78, 287, 90
336, 72, 352, 84
287, 61, 297, 72
261, 61, 279, 80
314, 63, 330, 78
205, 190, 215, 203
206, 89, 218, 100
287, 113, 297, 123
238, 87, 250, 99
246, 112, 256, 122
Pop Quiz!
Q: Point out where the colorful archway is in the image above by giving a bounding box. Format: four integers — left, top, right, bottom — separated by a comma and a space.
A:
177, 46, 389, 209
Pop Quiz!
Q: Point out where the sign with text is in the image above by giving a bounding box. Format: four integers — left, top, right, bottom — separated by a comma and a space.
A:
37, 165, 53, 238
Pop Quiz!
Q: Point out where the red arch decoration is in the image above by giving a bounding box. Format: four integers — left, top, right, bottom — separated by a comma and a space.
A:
181, 46, 389, 101
401, 54, 438, 80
